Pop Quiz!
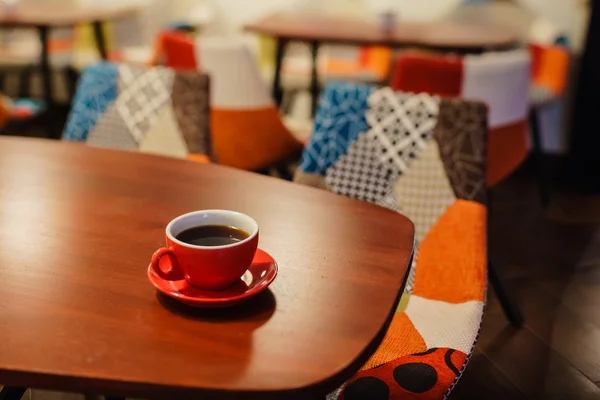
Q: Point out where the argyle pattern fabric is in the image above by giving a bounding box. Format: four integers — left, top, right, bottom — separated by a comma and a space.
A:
295, 83, 488, 400
63, 62, 211, 161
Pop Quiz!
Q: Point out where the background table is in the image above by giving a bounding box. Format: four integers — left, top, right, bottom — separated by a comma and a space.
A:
0, 138, 414, 399
245, 13, 520, 114
0, 0, 141, 138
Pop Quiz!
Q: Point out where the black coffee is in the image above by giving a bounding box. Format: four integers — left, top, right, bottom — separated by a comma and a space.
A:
175, 225, 250, 246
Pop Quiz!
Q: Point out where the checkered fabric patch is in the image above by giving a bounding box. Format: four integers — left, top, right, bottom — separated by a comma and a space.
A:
325, 88, 440, 212
115, 64, 175, 143
86, 104, 138, 151
366, 88, 440, 175
325, 130, 398, 207
393, 140, 457, 242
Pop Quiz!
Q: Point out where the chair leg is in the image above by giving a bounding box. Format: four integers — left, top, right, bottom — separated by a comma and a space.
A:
63, 66, 79, 101
0, 387, 27, 400
281, 89, 299, 116
528, 107, 551, 207
17, 67, 32, 98
488, 261, 524, 327
275, 164, 293, 181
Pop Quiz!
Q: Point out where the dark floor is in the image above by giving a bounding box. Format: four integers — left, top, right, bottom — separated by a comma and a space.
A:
450, 163, 600, 400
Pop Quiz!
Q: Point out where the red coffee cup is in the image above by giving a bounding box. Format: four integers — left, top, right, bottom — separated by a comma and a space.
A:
150, 210, 259, 290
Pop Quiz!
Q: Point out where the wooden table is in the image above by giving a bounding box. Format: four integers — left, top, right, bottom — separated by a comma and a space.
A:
0, 0, 140, 139
0, 138, 414, 399
245, 13, 520, 113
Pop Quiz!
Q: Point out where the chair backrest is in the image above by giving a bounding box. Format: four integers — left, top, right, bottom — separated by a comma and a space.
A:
295, 82, 487, 399
62, 62, 211, 163
160, 30, 199, 70
195, 37, 303, 171
529, 43, 570, 97
390, 49, 531, 186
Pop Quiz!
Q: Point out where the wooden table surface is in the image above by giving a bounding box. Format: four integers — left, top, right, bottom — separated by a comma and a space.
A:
245, 13, 519, 53
0, 138, 414, 399
0, 0, 139, 27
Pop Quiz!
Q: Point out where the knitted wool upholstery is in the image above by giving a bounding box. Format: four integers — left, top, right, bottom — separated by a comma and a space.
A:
296, 83, 487, 400
63, 62, 211, 163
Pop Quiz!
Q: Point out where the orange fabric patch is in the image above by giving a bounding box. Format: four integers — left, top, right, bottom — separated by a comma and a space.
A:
312, 47, 391, 81
364, 46, 393, 80
342, 348, 468, 400
391, 51, 463, 98
412, 200, 486, 303
487, 119, 528, 186
48, 38, 74, 53
186, 154, 210, 164
211, 107, 303, 171
531, 45, 570, 96
362, 312, 427, 370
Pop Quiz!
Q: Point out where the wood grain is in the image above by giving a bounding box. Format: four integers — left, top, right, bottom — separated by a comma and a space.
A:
449, 350, 527, 400
479, 295, 600, 399
0, 0, 139, 27
460, 161, 600, 399
0, 137, 414, 399
244, 13, 519, 53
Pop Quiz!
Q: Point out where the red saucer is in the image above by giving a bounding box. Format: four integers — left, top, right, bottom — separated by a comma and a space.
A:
147, 248, 278, 308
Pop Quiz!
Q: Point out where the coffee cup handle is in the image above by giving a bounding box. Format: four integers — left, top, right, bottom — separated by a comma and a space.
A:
150, 248, 185, 281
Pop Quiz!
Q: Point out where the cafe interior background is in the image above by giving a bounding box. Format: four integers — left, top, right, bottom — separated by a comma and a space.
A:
1, 0, 600, 399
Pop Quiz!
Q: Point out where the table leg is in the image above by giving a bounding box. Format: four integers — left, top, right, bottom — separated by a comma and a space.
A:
37, 25, 58, 139
92, 20, 108, 61
0, 386, 27, 400
309, 40, 319, 117
272, 38, 287, 107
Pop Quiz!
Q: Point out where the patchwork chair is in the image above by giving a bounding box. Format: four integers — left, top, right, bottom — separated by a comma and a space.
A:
162, 34, 304, 178
296, 83, 488, 399
390, 49, 531, 188
62, 62, 211, 163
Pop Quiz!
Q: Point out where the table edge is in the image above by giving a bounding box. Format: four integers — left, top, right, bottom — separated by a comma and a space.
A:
243, 13, 520, 53
0, 137, 415, 398
0, 6, 140, 28
0, 250, 413, 399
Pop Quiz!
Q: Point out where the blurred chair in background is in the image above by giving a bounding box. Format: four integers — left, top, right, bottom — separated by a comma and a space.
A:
0, 94, 14, 131
295, 82, 488, 399
0, 96, 46, 135
528, 42, 570, 205
62, 62, 211, 163
390, 49, 531, 190
162, 34, 304, 179
157, 30, 198, 70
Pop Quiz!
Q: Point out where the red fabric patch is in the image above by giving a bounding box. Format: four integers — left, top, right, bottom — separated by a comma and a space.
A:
390, 52, 463, 98
341, 348, 468, 400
